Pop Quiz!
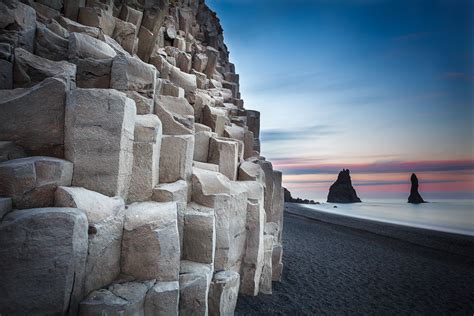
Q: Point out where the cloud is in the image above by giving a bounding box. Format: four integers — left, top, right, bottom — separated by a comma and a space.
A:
261, 124, 339, 142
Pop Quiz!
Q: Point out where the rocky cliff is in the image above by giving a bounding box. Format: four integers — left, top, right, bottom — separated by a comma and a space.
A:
408, 173, 425, 204
0, 0, 284, 314
327, 169, 361, 203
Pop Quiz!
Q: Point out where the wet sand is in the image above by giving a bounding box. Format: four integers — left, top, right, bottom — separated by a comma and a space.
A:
235, 203, 474, 315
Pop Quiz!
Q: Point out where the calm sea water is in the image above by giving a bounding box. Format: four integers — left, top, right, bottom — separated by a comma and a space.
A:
303, 199, 474, 236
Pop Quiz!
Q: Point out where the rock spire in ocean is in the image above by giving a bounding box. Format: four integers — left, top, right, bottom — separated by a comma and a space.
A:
408, 173, 426, 204
327, 169, 362, 203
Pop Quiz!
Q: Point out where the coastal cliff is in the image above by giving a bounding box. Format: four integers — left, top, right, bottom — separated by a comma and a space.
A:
0, 0, 284, 314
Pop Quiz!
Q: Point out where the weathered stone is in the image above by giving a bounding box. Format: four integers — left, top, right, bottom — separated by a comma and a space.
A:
169, 65, 197, 92
69, 32, 117, 60
0, 1, 36, 52
174, 36, 186, 51
0, 156, 72, 209
327, 169, 362, 203
60, 16, 100, 38
202, 105, 226, 136
0, 78, 67, 157
204, 46, 218, 77
64, 0, 86, 20
154, 95, 195, 135
13, 48, 76, 89
193, 131, 212, 162
152, 180, 188, 203
137, 25, 153, 61
122, 202, 180, 281
111, 54, 156, 98
0, 208, 88, 315
34, 22, 69, 61
240, 200, 265, 296
258, 160, 274, 221
0, 141, 25, 162
272, 243, 283, 282
179, 260, 213, 316
99, 33, 131, 56
112, 18, 137, 54
193, 52, 208, 73
209, 271, 240, 316
272, 171, 284, 241
238, 161, 265, 184
195, 122, 212, 133
259, 235, 274, 295
55, 186, 125, 295
208, 137, 239, 181
193, 89, 215, 121
159, 135, 194, 183
246, 110, 260, 140
193, 161, 219, 172
79, 281, 150, 316
73, 57, 112, 88
78, 7, 116, 36
0, 197, 12, 220
119, 5, 143, 33
32, 2, 60, 21
161, 79, 185, 97
126, 90, 154, 114
145, 281, 179, 316
183, 203, 215, 264
0, 59, 12, 89
65, 88, 136, 198
128, 114, 162, 203
192, 69, 208, 89
46, 19, 69, 38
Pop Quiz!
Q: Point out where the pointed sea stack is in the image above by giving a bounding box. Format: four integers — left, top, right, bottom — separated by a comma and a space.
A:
327, 169, 361, 203
408, 173, 426, 204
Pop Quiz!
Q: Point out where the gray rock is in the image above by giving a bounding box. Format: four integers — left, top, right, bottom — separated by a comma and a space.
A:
183, 203, 216, 264
110, 54, 157, 98
179, 260, 213, 316
145, 281, 179, 316
0, 141, 26, 162
0, 77, 67, 157
0, 208, 88, 315
152, 180, 188, 203
55, 186, 125, 295
112, 18, 137, 54
73, 57, 113, 88
78, 6, 116, 36
125, 90, 154, 114
154, 95, 195, 135
0, 197, 12, 220
208, 137, 239, 181
0, 156, 73, 209
34, 22, 69, 61
209, 271, 240, 316
0, 59, 12, 89
259, 235, 274, 295
159, 135, 194, 183
68, 32, 117, 60
65, 88, 136, 199
59, 16, 100, 38
0, 0, 36, 52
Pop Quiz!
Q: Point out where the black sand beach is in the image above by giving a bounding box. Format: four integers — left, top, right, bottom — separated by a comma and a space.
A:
235, 203, 474, 315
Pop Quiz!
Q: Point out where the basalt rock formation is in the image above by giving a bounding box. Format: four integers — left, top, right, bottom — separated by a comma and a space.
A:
284, 187, 319, 204
327, 169, 362, 203
0, 1, 284, 314
408, 173, 426, 204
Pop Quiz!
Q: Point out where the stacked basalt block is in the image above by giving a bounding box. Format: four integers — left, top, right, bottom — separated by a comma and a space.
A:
0, 0, 284, 314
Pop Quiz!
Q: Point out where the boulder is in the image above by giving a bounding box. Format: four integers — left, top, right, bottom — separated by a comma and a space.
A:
121, 202, 180, 281
259, 235, 274, 295
0, 157, 73, 209
126, 91, 154, 114
208, 137, 239, 181
128, 114, 162, 203
79, 281, 151, 316
0, 141, 26, 162
13, 47, 76, 89
159, 135, 194, 183
112, 18, 137, 54
169, 65, 197, 92
327, 169, 362, 203
34, 22, 69, 61
73, 57, 112, 88
55, 186, 125, 295
0, 197, 12, 220
408, 173, 426, 204
152, 180, 188, 203
0, 77, 67, 157
183, 203, 216, 264
45, 19, 69, 38
65, 88, 136, 199
192, 52, 208, 73
209, 271, 240, 316
193, 131, 212, 162
0, 0, 36, 52
59, 16, 100, 38
154, 95, 195, 135
179, 261, 213, 316
145, 281, 179, 316
0, 208, 88, 315
68, 32, 117, 60
110, 54, 157, 98
238, 161, 265, 184
119, 6, 143, 33
202, 105, 226, 136
161, 80, 185, 97
78, 7, 116, 36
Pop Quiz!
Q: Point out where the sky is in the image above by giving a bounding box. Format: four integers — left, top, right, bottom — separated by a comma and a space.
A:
206, 0, 474, 200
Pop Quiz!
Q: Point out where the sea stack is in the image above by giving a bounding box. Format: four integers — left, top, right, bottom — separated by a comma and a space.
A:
408, 173, 426, 204
327, 169, 361, 203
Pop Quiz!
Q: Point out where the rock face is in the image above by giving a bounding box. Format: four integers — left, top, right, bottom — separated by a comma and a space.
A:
284, 187, 319, 205
327, 169, 362, 203
408, 173, 426, 204
0, 0, 285, 314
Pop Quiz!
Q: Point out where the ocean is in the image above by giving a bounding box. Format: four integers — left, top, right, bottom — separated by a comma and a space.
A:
303, 199, 474, 236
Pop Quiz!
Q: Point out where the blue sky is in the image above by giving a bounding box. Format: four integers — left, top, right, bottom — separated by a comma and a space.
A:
207, 0, 474, 199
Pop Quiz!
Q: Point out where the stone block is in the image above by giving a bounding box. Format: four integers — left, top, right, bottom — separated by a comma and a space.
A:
209, 271, 240, 316
65, 88, 136, 199
259, 235, 274, 295
126, 90, 154, 114
159, 135, 194, 183
0, 208, 88, 315
69, 32, 116, 60
154, 95, 195, 135
193, 161, 219, 172
145, 281, 179, 316
111, 54, 157, 98
78, 7, 116, 36
55, 186, 125, 295
179, 261, 213, 316
169, 65, 197, 92
128, 114, 162, 203
272, 243, 283, 282
152, 180, 188, 203
238, 161, 265, 184
112, 18, 137, 54
202, 105, 226, 136
208, 137, 239, 181
121, 202, 180, 281
60, 16, 100, 38
0, 77, 67, 157
183, 203, 215, 264
0, 141, 25, 162
193, 131, 212, 162
73, 57, 112, 88
0, 59, 12, 89
0, 1, 36, 52
0, 197, 12, 220
34, 22, 69, 61
0, 157, 73, 209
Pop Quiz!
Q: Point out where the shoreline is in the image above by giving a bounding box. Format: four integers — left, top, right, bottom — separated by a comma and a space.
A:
285, 202, 474, 259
